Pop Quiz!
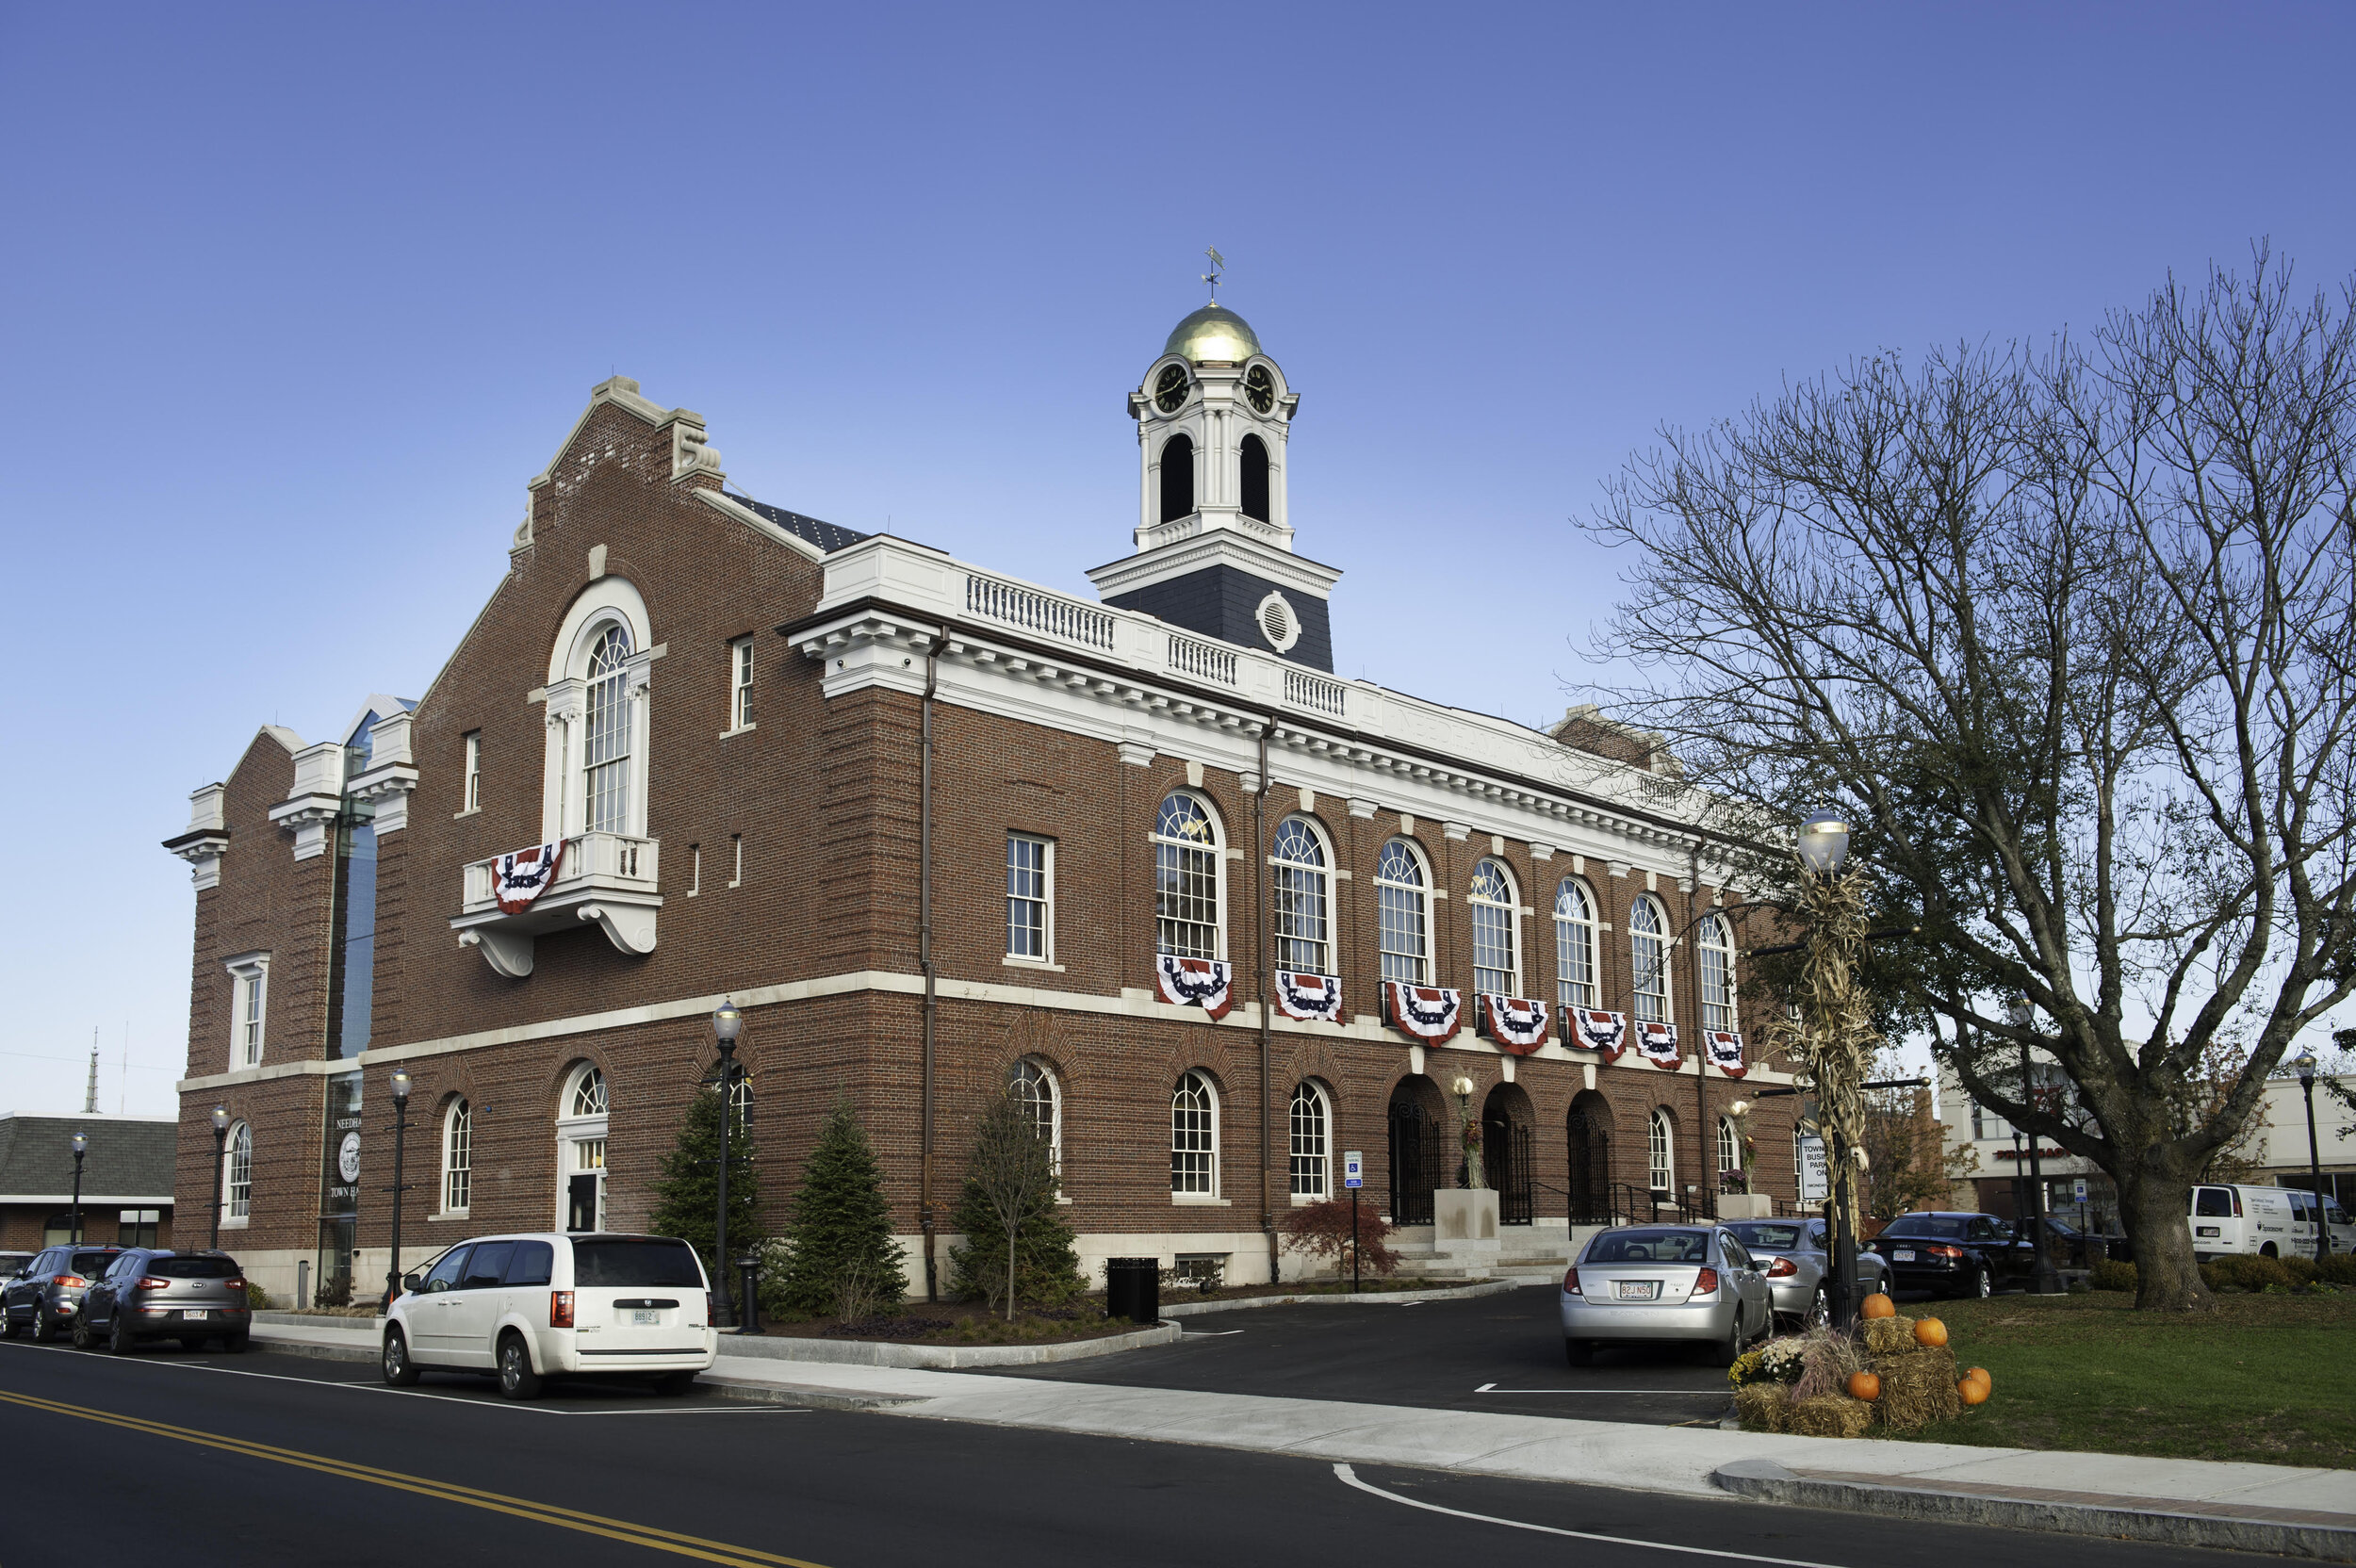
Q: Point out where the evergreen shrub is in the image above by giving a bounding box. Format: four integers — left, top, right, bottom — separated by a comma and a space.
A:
771, 1099, 907, 1318
648, 1084, 764, 1285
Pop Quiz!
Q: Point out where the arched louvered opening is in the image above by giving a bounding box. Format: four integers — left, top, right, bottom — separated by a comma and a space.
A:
1159, 433, 1195, 523
1239, 433, 1269, 521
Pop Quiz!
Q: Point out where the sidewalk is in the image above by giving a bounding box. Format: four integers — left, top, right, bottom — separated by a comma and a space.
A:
254, 1320, 2356, 1559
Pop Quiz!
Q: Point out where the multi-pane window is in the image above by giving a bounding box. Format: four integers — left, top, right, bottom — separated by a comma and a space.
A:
1170, 1071, 1219, 1195
1012, 1058, 1060, 1172
1153, 793, 1222, 958
731, 636, 755, 729
1631, 896, 1671, 1022
582, 625, 633, 835
227, 1123, 253, 1219
1289, 1081, 1330, 1199
239, 972, 265, 1065
576, 1137, 607, 1171
1648, 1108, 1673, 1194
571, 1068, 608, 1119
463, 731, 482, 812
727, 1076, 752, 1135
1554, 878, 1597, 1008
1698, 912, 1737, 1032
1006, 834, 1053, 960
1271, 816, 1331, 974
1717, 1115, 1741, 1175
1469, 858, 1519, 995
442, 1101, 472, 1213
1376, 838, 1430, 984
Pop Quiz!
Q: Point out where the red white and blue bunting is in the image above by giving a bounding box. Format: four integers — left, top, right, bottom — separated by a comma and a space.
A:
1155, 956, 1236, 1021
1274, 971, 1344, 1023
1571, 1008, 1628, 1059
1702, 1029, 1748, 1078
1477, 994, 1550, 1054
1383, 982, 1464, 1044
1637, 1020, 1683, 1070
493, 841, 565, 915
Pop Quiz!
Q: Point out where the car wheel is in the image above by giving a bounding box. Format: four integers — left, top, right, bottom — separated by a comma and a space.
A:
382, 1327, 421, 1386
71, 1313, 97, 1350
652, 1370, 698, 1396
0, 1307, 20, 1340
107, 1311, 136, 1356
2260, 1243, 2279, 1259
1972, 1265, 1993, 1299
26, 1306, 52, 1344
1564, 1338, 1595, 1367
497, 1333, 544, 1400
1709, 1314, 1743, 1367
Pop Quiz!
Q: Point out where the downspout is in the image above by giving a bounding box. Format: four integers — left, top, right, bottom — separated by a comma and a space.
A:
1257, 721, 1278, 1287
921, 648, 940, 1301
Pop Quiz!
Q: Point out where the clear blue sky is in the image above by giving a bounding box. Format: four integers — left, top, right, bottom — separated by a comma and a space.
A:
4, 3, 2349, 1116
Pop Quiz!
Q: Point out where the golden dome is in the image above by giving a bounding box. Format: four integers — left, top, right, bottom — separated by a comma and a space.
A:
1163, 303, 1263, 364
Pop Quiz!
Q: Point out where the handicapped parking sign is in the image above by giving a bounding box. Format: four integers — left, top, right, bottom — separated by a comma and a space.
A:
1343, 1151, 1363, 1189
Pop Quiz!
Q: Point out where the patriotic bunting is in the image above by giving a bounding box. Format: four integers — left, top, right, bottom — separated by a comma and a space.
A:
1571, 1008, 1628, 1059
1154, 956, 1236, 1020
1383, 981, 1464, 1044
1477, 993, 1550, 1054
1703, 1029, 1747, 1078
1274, 971, 1343, 1023
1637, 1020, 1683, 1070
493, 841, 565, 915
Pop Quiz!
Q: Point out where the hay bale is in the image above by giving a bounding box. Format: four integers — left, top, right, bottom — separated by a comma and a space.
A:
1873, 1344, 1961, 1429
1859, 1314, 1917, 1357
1784, 1393, 1874, 1439
1733, 1382, 1790, 1432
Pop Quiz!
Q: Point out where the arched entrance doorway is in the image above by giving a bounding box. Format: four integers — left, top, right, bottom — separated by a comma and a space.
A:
1481, 1084, 1536, 1226
1386, 1076, 1446, 1226
1567, 1089, 1612, 1223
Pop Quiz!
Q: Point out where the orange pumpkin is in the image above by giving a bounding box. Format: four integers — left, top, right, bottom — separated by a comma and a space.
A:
1860, 1293, 1896, 1319
1958, 1377, 1991, 1405
1963, 1366, 1991, 1390
1847, 1371, 1882, 1401
1913, 1316, 1949, 1348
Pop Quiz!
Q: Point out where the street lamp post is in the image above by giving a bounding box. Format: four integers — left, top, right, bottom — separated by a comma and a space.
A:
1448, 1074, 1482, 1189
70, 1132, 89, 1245
1793, 810, 1868, 1329
2005, 999, 2065, 1295
711, 999, 744, 1331
2293, 1050, 2329, 1263
385, 1069, 414, 1306
209, 1107, 230, 1249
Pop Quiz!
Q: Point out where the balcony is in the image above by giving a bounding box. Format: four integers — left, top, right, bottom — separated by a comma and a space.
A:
450, 832, 662, 978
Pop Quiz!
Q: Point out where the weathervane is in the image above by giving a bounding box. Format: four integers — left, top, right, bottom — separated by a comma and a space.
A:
1202, 246, 1225, 302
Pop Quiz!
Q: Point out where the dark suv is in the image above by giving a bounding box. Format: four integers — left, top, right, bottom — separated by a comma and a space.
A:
74, 1250, 251, 1354
1867, 1212, 2040, 1298
2, 1245, 124, 1341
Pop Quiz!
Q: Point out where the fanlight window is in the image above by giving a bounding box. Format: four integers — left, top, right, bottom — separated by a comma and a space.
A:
1271, 816, 1330, 975
227, 1123, 253, 1219
1718, 1115, 1741, 1175
1289, 1081, 1330, 1199
1375, 839, 1430, 984
582, 626, 633, 835
1631, 896, 1671, 1023
1649, 1108, 1674, 1194
1698, 912, 1737, 1032
1012, 1058, 1061, 1172
1153, 793, 1222, 958
1171, 1071, 1219, 1195
570, 1067, 608, 1119
1554, 878, 1597, 1008
442, 1101, 472, 1212
1469, 858, 1518, 995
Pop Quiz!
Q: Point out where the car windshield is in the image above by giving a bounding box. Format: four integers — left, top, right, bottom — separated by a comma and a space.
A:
1885, 1217, 1967, 1240
1725, 1222, 1809, 1250
149, 1256, 239, 1279
1584, 1230, 1710, 1265
68, 1252, 120, 1275
571, 1238, 705, 1287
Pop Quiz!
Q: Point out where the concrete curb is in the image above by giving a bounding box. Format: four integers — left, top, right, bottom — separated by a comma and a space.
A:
254, 1312, 382, 1328
1160, 1280, 1531, 1318
249, 1334, 377, 1364
715, 1320, 1183, 1368
1714, 1458, 2356, 1561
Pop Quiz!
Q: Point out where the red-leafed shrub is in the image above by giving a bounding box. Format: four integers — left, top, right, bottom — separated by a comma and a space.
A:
1279, 1198, 1401, 1279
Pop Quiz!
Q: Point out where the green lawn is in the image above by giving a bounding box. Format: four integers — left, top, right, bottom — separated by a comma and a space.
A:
1883, 1289, 2356, 1468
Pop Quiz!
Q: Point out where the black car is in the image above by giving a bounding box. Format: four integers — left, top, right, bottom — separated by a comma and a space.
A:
74, 1249, 252, 1354
2022, 1213, 2132, 1267
1, 1244, 124, 1341
1867, 1212, 2041, 1298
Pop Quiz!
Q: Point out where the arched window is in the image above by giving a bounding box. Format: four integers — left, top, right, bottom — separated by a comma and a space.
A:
1698, 912, 1737, 1032
1631, 895, 1671, 1022
1159, 433, 1195, 523
570, 1067, 608, 1118
1239, 433, 1270, 522
727, 1076, 752, 1135
226, 1122, 253, 1220
1718, 1115, 1742, 1177
1153, 792, 1223, 958
582, 625, 633, 835
1171, 1071, 1219, 1195
441, 1100, 472, 1213
1376, 838, 1431, 984
1289, 1080, 1331, 1199
558, 1064, 610, 1232
1470, 858, 1520, 995
1012, 1057, 1061, 1173
1554, 877, 1597, 1009
1648, 1108, 1674, 1195
1271, 815, 1331, 974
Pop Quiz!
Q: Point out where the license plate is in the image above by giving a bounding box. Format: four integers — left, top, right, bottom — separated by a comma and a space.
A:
182, 1309, 211, 1320
2196, 1227, 2220, 1237
630, 1309, 661, 1326
1614, 1281, 1659, 1300
1892, 1250, 1916, 1263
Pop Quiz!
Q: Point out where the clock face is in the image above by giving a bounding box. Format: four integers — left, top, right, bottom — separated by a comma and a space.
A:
1153, 364, 1189, 414
338, 1133, 361, 1184
1244, 365, 1275, 414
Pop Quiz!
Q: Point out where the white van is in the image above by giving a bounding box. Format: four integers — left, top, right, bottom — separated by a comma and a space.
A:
382, 1232, 717, 1399
2187, 1184, 2356, 1262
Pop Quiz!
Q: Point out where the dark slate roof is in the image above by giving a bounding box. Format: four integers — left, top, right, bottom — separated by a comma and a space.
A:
0, 1116, 178, 1200
731, 494, 867, 554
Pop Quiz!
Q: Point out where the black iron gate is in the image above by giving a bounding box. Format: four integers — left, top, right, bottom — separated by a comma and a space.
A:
1567, 1107, 1613, 1223
1485, 1118, 1534, 1225
1387, 1105, 1443, 1226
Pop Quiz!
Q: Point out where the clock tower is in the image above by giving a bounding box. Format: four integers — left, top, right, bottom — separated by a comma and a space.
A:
1087, 302, 1342, 671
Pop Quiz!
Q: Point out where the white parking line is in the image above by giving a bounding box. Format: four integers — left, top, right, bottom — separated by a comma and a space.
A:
1474, 1381, 1726, 1395
1332, 1463, 1856, 1567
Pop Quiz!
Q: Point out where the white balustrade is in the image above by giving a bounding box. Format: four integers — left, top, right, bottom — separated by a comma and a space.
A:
1284, 667, 1348, 717
1167, 633, 1238, 687
965, 572, 1115, 650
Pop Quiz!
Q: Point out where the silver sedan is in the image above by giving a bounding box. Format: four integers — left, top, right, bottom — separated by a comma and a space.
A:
1560, 1225, 1775, 1367
1721, 1218, 1893, 1328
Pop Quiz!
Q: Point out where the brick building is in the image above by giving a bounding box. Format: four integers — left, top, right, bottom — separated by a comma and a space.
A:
165, 302, 1801, 1306
0, 1114, 175, 1252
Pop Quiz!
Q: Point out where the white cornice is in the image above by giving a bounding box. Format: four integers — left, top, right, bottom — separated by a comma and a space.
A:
1088, 531, 1343, 603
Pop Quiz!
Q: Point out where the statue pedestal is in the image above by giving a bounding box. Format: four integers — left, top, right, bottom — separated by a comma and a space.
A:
1432, 1188, 1502, 1266
1716, 1192, 1774, 1218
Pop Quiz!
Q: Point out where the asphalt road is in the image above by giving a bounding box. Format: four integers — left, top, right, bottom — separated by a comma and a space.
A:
1, 1334, 2266, 1568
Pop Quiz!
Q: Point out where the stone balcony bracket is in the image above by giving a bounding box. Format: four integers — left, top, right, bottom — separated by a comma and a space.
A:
450, 830, 662, 977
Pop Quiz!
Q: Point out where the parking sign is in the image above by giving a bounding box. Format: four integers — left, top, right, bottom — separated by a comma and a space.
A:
1342, 1151, 1363, 1189
2072, 1177, 2088, 1204
1798, 1135, 1829, 1202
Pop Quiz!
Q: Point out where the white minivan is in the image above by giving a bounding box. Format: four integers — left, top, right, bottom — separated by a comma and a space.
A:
382, 1232, 717, 1399
2187, 1184, 2356, 1262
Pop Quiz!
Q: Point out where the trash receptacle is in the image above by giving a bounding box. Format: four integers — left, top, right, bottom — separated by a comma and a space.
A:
1104, 1257, 1159, 1325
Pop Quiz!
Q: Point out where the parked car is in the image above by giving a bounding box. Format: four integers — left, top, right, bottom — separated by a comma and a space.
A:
0, 1251, 34, 1281
2018, 1213, 2133, 1267
72, 1250, 250, 1354
381, 1233, 716, 1400
1560, 1224, 1775, 1367
2187, 1183, 2356, 1261
1721, 1217, 1893, 1327
1, 1245, 124, 1341
1867, 1212, 2044, 1298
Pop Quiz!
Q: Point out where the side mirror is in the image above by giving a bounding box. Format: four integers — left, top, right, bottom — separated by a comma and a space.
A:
401, 1274, 424, 1294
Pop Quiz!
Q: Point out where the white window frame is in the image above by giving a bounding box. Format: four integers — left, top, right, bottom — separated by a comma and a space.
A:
1698, 911, 1737, 1032
1375, 837, 1433, 985
461, 731, 482, 814
1554, 876, 1598, 1009
1631, 894, 1673, 1023
1469, 857, 1521, 996
224, 1121, 253, 1224
440, 1099, 472, 1216
1152, 792, 1226, 960
728, 635, 756, 733
1648, 1108, 1674, 1194
1006, 833, 1055, 964
1289, 1079, 1332, 1200
1012, 1057, 1062, 1175
541, 580, 655, 845
1717, 1115, 1741, 1176
225, 953, 270, 1070
556, 1063, 611, 1231
1270, 815, 1333, 976
1171, 1070, 1221, 1200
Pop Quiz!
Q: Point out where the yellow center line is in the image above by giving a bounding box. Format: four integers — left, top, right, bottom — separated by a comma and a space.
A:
0, 1387, 828, 1567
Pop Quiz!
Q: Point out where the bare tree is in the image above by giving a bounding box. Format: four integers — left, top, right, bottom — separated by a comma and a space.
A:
961, 1090, 1057, 1321
1585, 250, 2356, 1310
